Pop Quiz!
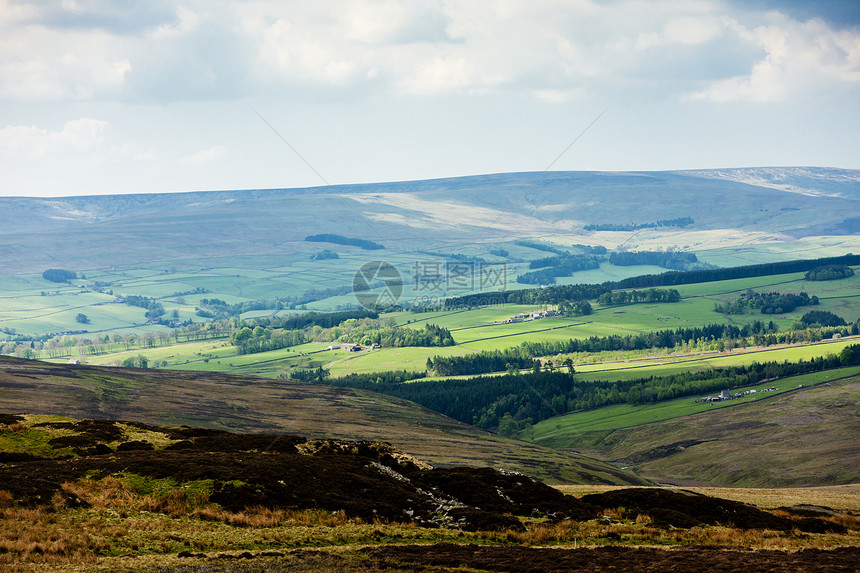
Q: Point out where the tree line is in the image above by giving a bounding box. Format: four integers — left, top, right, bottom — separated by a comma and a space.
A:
232, 326, 308, 355
514, 240, 569, 255
584, 217, 694, 232
326, 347, 860, 433
274, 309, 379, 330
428, 318, 860, 377
517, 255, 600, 284
609, 251, 699, 270
714, 291, 818, 315
607, 254, 860, 290
305, 233, 384, 250
338, 323, 455, 348
118, 294, 165, 319
442, 254, 860, 310
42, 269, 77, 283
427, 350, 539, 376
801, 310, 847, 327
597, 288, 680, 306
195, 297, 297, 319
416, 251, 486, 263
444, 283, 610, 308
427, 321, 779, 376
804, 264, 855, 281
230, 318, 454, 355
557, 300, 593, 316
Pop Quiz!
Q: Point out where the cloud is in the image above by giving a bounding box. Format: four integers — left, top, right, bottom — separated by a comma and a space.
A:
0, 0, 132, 100
12, 0, 177, 34
685, 14, 860, 102
178, 145, 228, 166
0, 0, 857, 106
636, 15, 724, 49
0, 117, 109, 157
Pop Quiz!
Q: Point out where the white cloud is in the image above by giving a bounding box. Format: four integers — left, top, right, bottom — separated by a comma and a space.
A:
0, 14, 131, 100
0, 1, 858, 197
637, 15, 724, 49
0, 118, 109, 157
151, 5, 200, 39
178, 145, 227, 166
686, 14, 860, 102
1, 1, 857, 104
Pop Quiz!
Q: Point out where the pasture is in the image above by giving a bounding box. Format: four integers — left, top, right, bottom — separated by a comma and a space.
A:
13, 262, 860, 390
574, 336, 858, 382
527, 366, 860, 447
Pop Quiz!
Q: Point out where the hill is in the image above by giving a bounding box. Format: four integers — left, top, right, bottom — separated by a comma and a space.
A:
1, 412, 855, 572
0, 356, 644, 485
536, 374, 860, 487
1, 168, 858, 274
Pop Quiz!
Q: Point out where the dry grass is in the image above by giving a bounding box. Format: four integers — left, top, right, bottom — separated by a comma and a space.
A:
115, 423, 179, 450
0, 507, 101, 570
61, 477, 210, 517
479, 512, 860, 552
190, 507, 356, 528
1, 479, 858, 571
555, 484, 860, 513
1, 502, 858, 573
681, 485, 860, 512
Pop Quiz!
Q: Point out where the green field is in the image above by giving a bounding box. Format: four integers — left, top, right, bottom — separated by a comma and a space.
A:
546, 375, 860, 487
2, 249, 857, 348
526, 366, 860, 448
27, 264, 858, 385
574, 336, 858, 382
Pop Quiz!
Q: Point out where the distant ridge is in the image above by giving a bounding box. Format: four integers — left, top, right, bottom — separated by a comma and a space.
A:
0, 167, 857, 272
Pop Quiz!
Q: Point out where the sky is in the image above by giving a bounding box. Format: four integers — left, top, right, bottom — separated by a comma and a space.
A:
0, 0, 858, 197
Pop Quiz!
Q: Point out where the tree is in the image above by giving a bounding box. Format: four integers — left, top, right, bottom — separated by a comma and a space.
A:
562, 357, 575, 374
75, 313, 90, 324
120, 355, 148, 368
840, 345, 859, 366
497, 413, 517, 436
42, 269, 76, 283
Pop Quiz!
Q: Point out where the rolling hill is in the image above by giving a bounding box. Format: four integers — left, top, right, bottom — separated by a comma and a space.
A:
1, 168, 859, 274
0, 355, 645, 485
536, 374, 860, 487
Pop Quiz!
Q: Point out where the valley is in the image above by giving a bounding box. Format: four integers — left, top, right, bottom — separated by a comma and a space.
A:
1, 168, 859, 571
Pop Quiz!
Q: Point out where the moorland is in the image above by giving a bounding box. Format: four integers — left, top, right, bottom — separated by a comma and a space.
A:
1, 167, 859, 571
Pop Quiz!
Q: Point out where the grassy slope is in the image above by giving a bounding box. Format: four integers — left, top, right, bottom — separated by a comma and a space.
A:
529, 367, 860, 439
574, 336, 859, 381
539, 374, 860, 487
0, 356, 645, 485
